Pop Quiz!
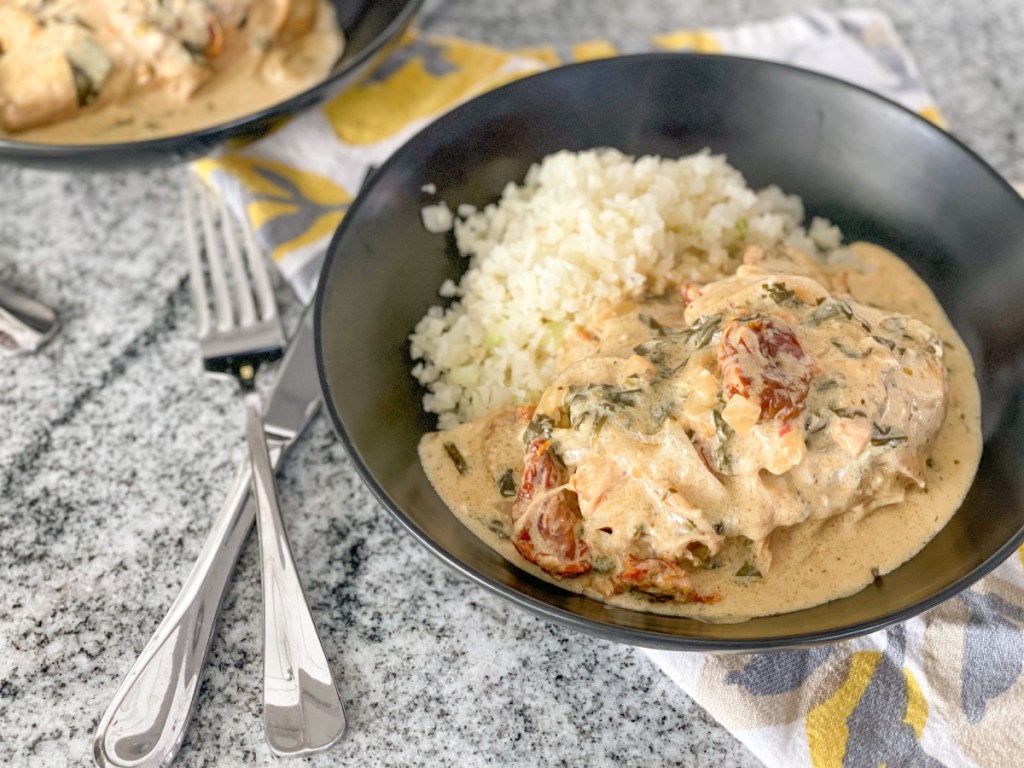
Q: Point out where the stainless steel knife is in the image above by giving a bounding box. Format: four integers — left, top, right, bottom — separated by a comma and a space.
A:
93, 308, 322, 768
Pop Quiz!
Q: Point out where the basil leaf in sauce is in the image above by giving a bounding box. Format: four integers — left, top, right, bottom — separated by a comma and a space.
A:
498, 469, 517, 497
682, 314, 722, 349
811, 298, 872, 332
762, 282, 803, 308
565, 383, 642, 432
633, 338, 668, 366
831, 339, 871, 359
485, 519, 509, 540
871, 424, 909, 448
736, 563, 762, 578
443, 442, 469, 475
872, 335, 897, 351
687, 543, 713, 568
639, 314, 669, 336
711, 408, 734, 471
522, 414, 554, 446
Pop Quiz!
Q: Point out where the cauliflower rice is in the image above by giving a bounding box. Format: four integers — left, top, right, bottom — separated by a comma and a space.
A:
410, 148, 845, 429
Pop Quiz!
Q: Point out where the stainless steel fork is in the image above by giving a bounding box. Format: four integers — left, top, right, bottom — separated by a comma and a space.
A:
0, 282, 59, 356
181, 181, 346, 756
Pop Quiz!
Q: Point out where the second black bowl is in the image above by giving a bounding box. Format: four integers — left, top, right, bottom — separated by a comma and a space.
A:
316, 54, 1024, 651
0, 0, 422, 170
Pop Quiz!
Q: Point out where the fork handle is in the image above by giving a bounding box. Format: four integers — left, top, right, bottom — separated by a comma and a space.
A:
92, 447, 276, 768
243, 392, 347, 757
0, 283, 59, 356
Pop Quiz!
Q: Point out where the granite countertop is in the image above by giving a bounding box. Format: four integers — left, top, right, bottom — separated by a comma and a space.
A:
1, 2, 1022, 766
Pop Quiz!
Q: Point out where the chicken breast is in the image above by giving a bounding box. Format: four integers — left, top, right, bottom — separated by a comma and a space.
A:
0, 0, 337, 135
508, 245, 947, 600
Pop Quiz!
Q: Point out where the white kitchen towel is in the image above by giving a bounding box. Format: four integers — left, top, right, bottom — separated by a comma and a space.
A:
197, 9, 1024, 767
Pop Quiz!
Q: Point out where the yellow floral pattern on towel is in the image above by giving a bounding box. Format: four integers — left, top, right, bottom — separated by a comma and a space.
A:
671, 549, 1024, 767
200, 9, 948, 300
195, 156, 351, 263
322, 29, 537, 146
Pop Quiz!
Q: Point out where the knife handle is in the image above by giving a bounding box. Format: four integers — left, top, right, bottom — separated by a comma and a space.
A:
92, 449, 274, 768
243, 392, 347, 756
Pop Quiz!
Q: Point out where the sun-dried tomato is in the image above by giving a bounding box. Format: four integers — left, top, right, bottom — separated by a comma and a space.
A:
511, 438, 590, 576
718, 314, 814, 422
616, 555, 715, 602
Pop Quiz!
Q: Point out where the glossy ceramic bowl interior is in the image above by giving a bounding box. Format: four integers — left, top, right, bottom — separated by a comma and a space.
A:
315, 54, 1024, 650
0, 0, 422, 170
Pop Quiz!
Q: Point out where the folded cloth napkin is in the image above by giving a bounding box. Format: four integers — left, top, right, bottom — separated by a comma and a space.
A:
197, 9, 1024, 767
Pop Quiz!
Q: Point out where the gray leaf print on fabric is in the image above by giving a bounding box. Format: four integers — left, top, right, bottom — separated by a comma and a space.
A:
723, 646, 834, 695
869, 49, 918, 91
839, 19, 863, 38
843, 624, 942, 767
368, 36, 459, 83
960, 590, 1024, 723
800, 12, 830, 35
210, 166, 349, 252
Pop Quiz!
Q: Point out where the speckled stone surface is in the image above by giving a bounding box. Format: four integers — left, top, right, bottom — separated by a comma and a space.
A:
1, 2, 1022, 767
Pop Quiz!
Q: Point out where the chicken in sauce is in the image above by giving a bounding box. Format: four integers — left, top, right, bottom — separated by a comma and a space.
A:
421, 243, 981, 621
0, 0, 343, 142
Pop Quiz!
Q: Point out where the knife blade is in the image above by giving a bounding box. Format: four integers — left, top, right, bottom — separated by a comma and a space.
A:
93, 308, 322, 768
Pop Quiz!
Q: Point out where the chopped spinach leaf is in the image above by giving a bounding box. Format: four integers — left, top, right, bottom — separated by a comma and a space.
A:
639, 314, 669, 336
522, 414, 554, 446
687, 543, 713, 568
71, 63, 102, 106
731, 311, 760, 323
805, 414, 829, 434
831, 339, 871, 359
811, 298, 872, 332
872, 335, 897, 351
443, 442, 468, 475
711, 408, 734, 471
829, 406, 867, 419
736, 563, 762, 578
871, 424, 908, 448
565, 383, 643, 432
683, 314, 722, 349
498, 469, 517, 498
762, 282, 803, 308
485, 519, 508, 540
632, 339, 667, 366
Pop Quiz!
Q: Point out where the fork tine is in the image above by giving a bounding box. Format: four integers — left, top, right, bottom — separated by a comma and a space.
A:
241, 215, 277, 323
182, 183, 211, 340
196, 185, 234, 333
217, 194, 258, 328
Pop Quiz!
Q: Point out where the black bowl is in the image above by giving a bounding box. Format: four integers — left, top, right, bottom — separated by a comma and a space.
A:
315, 54, 1024, 651
0, 0, 422, 170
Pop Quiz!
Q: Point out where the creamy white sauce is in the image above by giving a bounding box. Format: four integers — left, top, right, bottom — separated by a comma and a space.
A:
0, 0, 343, 144
420, 243, 982, 622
